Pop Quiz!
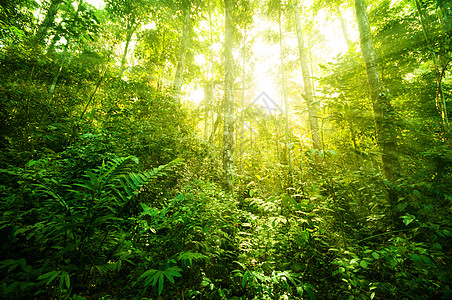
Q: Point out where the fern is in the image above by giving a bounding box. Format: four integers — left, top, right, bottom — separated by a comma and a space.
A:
114, 157, 184, 202
177, 251, 209, 267
72, 156, 183, 205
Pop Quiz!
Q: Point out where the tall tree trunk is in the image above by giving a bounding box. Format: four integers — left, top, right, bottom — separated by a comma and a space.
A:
294, 5, 322, 156
79, 54, 111, 123
34, 0, 63, 45
223, 0, 234, 192
355, 0, 399, 184
173, 7, 192, 103
337, 5, 352, 49
205, 0, 215, 140
49, 39, 70, 95
240, 44, 246, 173
239, 26, 250, 173
279, 5, 293, 183
119, 23, 135, 77
414, 0, 450, 134
204, 83, 211, 139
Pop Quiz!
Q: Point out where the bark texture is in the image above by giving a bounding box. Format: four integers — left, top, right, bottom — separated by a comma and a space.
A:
173, 7, 192, 103
223, 0, 234, 192
355, 0, 399, 183
414, 0, 450, 134
294, 7, 322, 153
279, 7, 293, 180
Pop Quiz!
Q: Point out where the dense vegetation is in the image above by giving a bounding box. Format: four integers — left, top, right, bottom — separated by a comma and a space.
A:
0, 0, 451, 299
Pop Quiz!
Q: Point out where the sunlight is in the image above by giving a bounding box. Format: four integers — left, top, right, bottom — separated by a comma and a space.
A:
85, 0, 104, 9
183, 85, 204, 105
252, 38, 281, 110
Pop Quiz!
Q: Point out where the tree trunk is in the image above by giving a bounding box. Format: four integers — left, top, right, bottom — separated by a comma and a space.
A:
294, 6, 322, 156
49, 39, 70, 95
279, 5, 293, 183
205, 0, 215, 140
240, 44, 246, 173
34, 0, 63, 45
355, 0, 399, 184
173, 7, 192, 103
337, 5, 352, 49
414, 0, 450, 134
119, 23, 135, 77
223, 0, 234, 192
204, 83, 211, 139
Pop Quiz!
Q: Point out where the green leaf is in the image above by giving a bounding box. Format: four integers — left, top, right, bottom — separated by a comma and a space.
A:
413, 189, 421, 198
177, 251, 208, 266
85, 171, 99, 188
140, 267, 182, 296
401, 214, 416, 226
371, 252, 380, 260
64, 272, 70, 289
38, 270, 61, 286
165, 273, 175, 284
242, 270, 248, 287
360, 260, 368, 269
140, 269, 157, 280
306, 286, 316, 300
27, 159, 37, 167
158, 272, 164, 295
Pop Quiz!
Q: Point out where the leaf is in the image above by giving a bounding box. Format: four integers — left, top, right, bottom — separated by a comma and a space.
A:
38, 270, 61, 286
242, 270, 249, 287
158, 272, 164, 295
371, 252, 380, 260
140, 267, 182, 296
85, 171, 99, 188
306, 286, 316, 300
177, 251, 208, 266
359, 260, 368, 269
401, 214, 416, 226
60, 271, 70, 289
27, 159, 37, 167
140, 269, 157, 280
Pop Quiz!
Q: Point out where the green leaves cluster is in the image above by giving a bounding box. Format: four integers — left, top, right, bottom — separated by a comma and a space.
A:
139, 266, 183, 295
0, 154, 182, 298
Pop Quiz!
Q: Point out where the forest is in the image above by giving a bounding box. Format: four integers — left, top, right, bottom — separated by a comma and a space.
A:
0, 0, 451, 299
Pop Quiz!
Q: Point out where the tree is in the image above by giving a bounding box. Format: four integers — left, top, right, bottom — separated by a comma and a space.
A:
223, 0, 234, 192
34, 0, 64, 46
172, 4, 192, 102
278, 1, 293, 180
0, 0, 37, 46
354, 0, 399, 187
414, 0, 450, 134
293, 1, 322, 158
48, 0, 100, 94
105, 0, 154, 76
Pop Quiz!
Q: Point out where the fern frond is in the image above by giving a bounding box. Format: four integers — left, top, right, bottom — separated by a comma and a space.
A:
177, 251, 209, 267
115, 157, 184, 201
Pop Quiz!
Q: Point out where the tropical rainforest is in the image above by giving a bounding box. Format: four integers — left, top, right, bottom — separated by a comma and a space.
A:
0, 0, 451, 299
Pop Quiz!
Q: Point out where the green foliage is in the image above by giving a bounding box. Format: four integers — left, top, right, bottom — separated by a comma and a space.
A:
139, 266, 183, 295
0, 0, 451, 299
0, 154, 181, 299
